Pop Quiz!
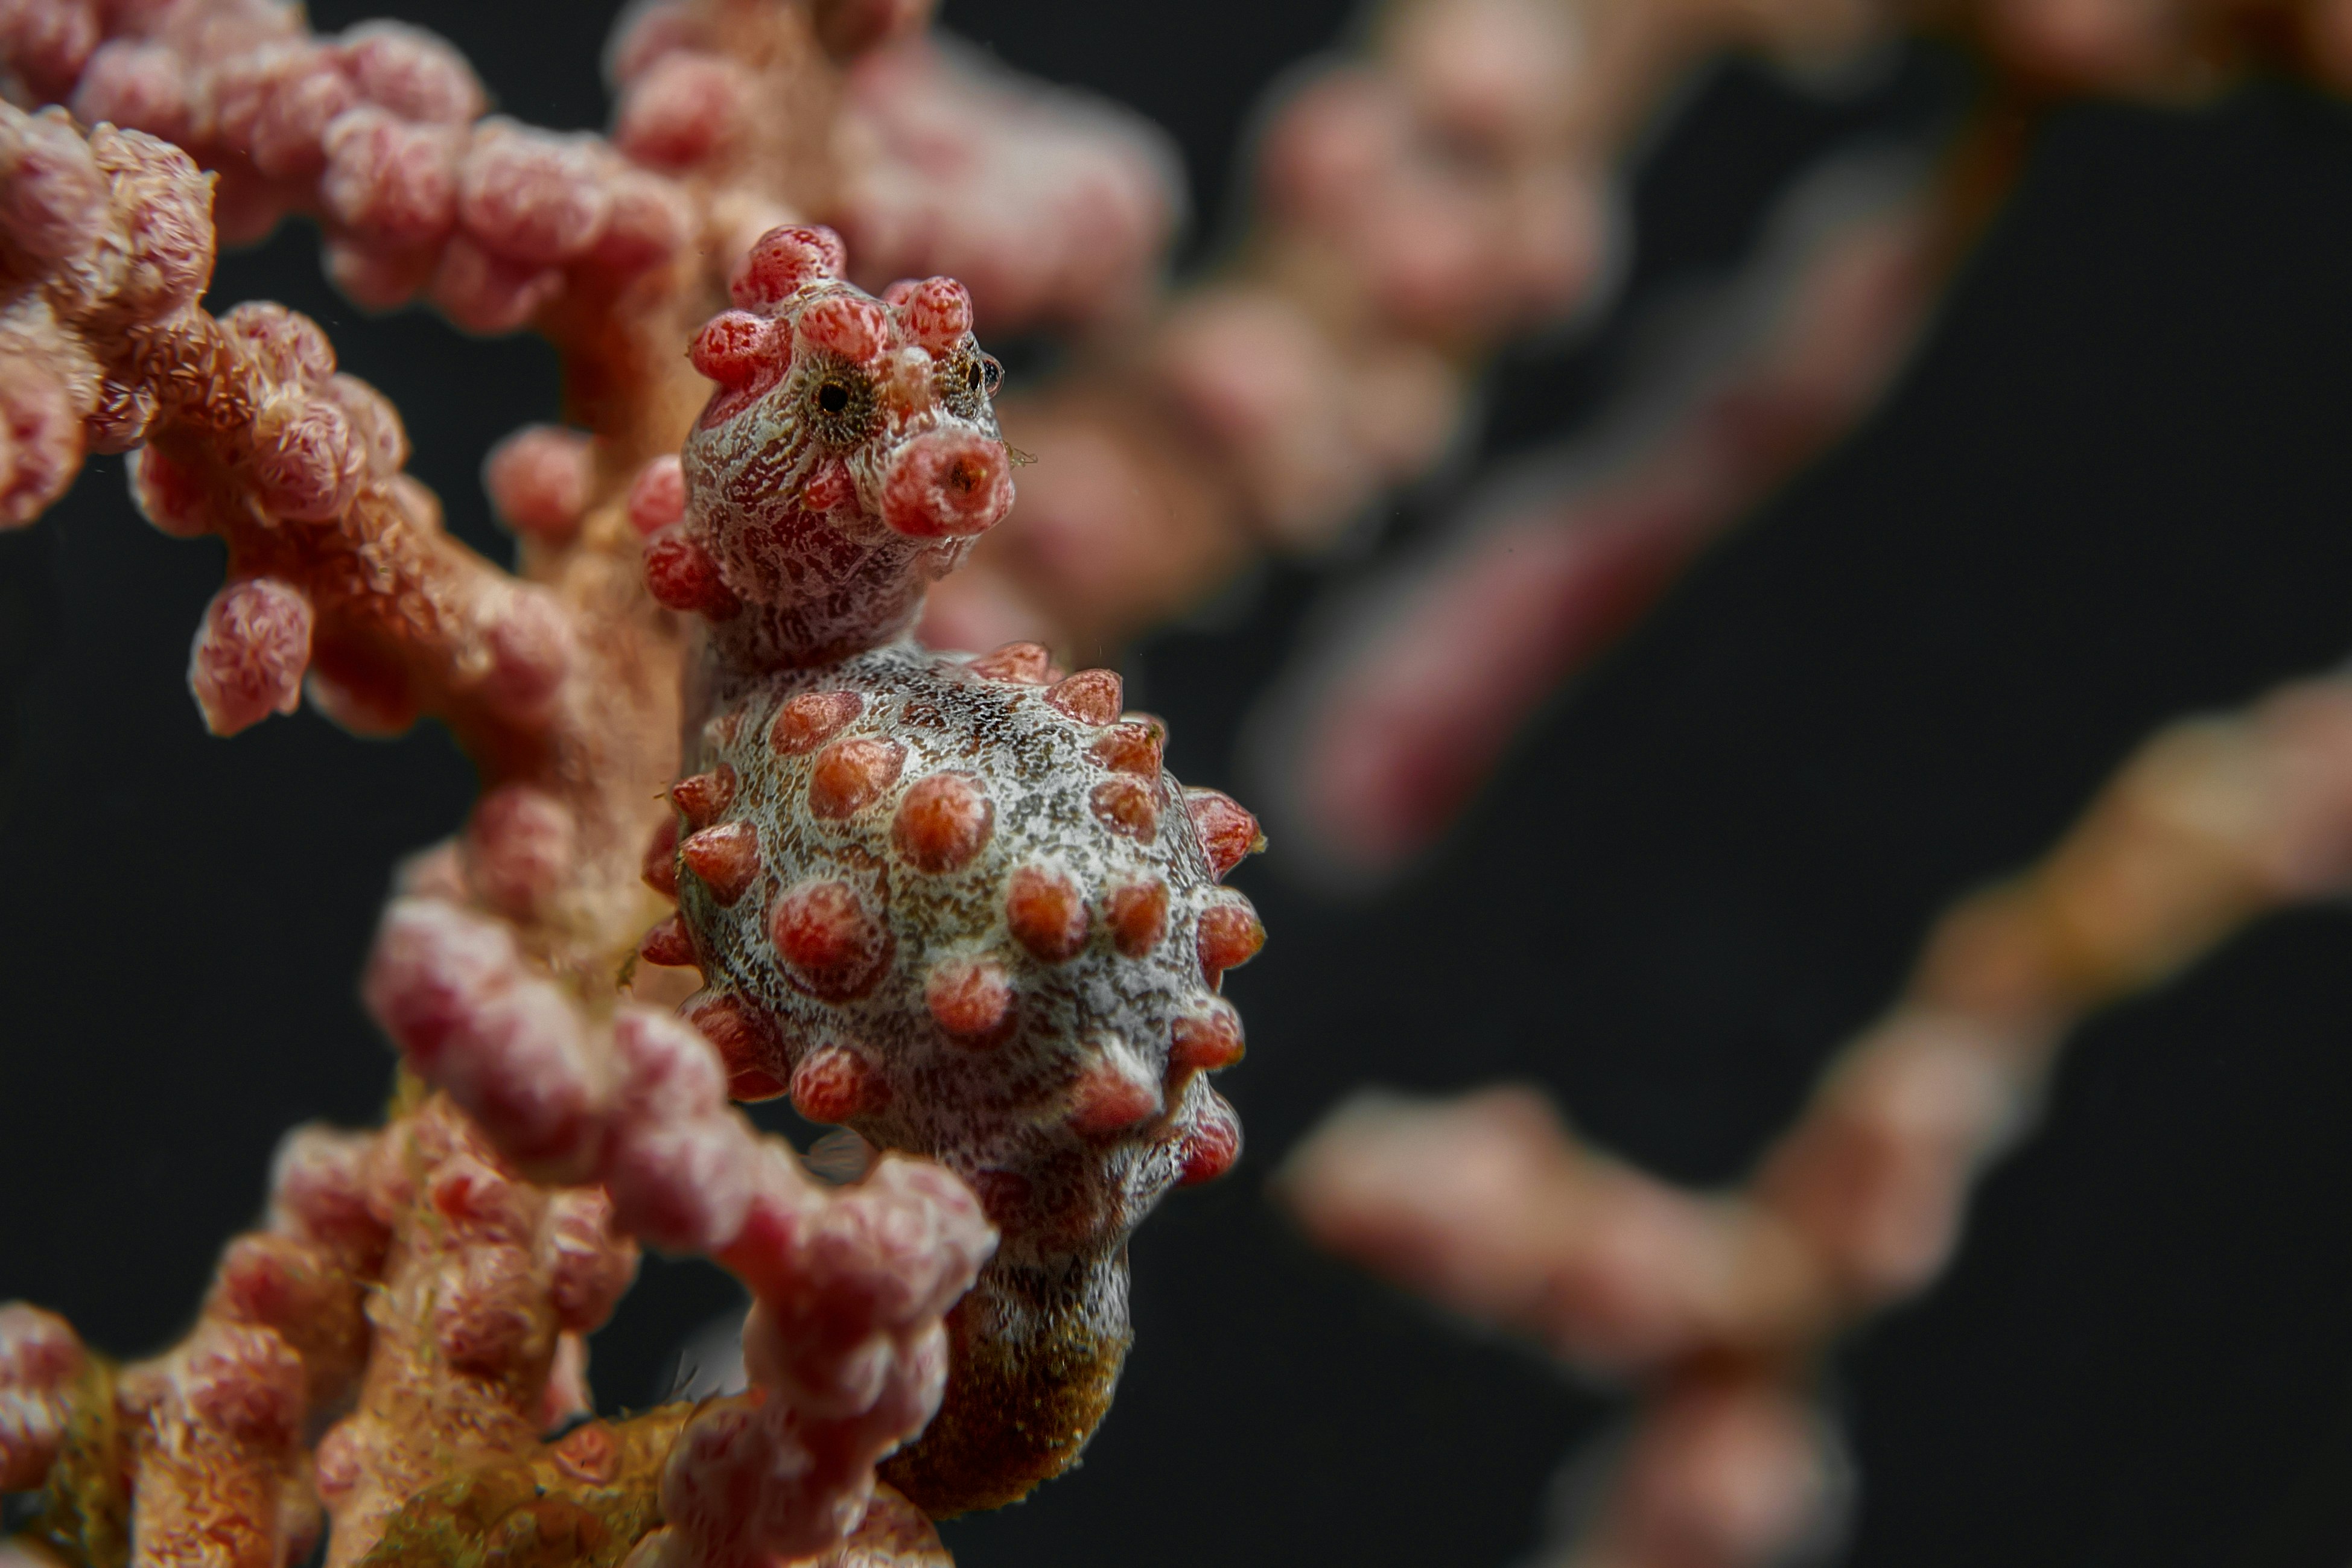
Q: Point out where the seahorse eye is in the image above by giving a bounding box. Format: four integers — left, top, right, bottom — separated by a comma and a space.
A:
803, 364, 880, 446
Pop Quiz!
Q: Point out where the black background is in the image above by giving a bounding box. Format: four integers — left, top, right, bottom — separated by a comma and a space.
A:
11, 4, 2352, 1564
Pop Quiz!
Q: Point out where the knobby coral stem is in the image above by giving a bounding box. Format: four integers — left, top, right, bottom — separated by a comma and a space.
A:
0, 97, 688, 970
361, 895, 995, 1567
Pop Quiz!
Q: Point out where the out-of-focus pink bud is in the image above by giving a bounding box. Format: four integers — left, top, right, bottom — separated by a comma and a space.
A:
0, 1301, 83, 1491
458, 120, 610, 266
267, 1125, 387, 1256
251, 393, 364, 522
179, 1321, 306, 1447
220, 301, 337, 388
476, 584, 576, 722
88, 126, 216, 319
325, 238, 436, 312
837, 42, 1179, 333
337, 20, 485, 124
545, 1189, 638, 1333
188, 577, 314, 736
1390, 0, 1581, 155
212, 39, 357, 181
588, 167, 690, 275
0, 0, 100, 105
322, 107, 463, 243
626, 453, 687, 535
483, 423, 593, 541
0, 1303, 84, 1392
71, 39, 193, 144
465, 783, 576, 919
320, 373, 410, 477
613, 50, 752, 169
0, 106, 106, 264
0, 358, 80, 530
729, 224, 847, 313
605, 0, 696, 87
433, 1244, 536, 1371
430, 232, 563, 334
363, 899, 608, 1181
1609, 1381, 1840, 1568
126, 443, 211, 538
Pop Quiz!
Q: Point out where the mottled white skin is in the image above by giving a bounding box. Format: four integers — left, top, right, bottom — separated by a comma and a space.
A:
680, 639, 1241, 1257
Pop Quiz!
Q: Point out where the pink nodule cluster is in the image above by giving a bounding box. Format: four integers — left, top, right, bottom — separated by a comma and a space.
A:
364, 895, 995, 1564
0, 100, 212, 525
38, 0, 690, 326
836, 37, 1181, 333
0, 1307, 87, 1496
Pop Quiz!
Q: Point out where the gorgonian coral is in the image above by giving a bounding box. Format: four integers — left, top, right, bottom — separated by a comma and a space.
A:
0, 0, 1256, 1557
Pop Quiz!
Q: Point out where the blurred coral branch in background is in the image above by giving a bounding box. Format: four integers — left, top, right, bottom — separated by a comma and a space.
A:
1246, 148, 1957, 878
1280, 671, 2352, 1566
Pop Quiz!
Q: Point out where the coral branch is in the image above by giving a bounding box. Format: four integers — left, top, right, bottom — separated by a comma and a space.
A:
5, 1122, 389, 1568
1280, 669, 2352, 1564
0, 100, 691, 990
4, 0, 1259, 1559
919, 0, 1898, 656
314, 1093, 641, 1568
1251, 150, 1954, 879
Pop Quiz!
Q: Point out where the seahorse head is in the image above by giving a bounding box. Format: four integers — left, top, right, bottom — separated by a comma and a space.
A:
673, 225, 1015, 669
